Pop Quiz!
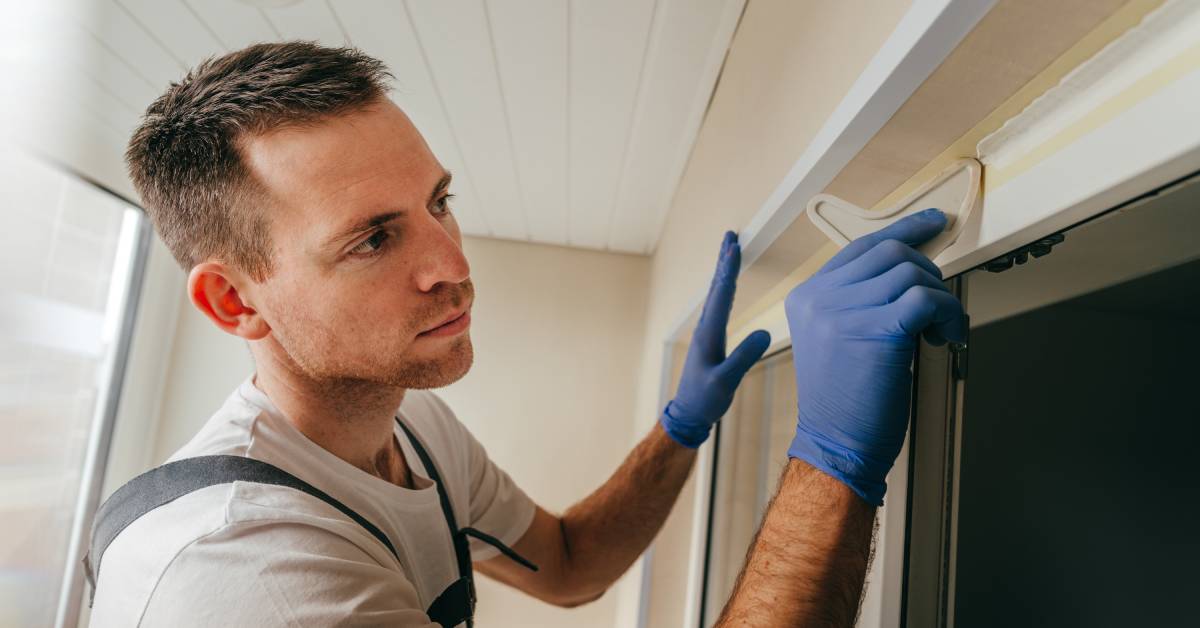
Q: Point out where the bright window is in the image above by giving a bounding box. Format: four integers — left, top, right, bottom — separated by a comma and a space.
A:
0, 149, 145, 627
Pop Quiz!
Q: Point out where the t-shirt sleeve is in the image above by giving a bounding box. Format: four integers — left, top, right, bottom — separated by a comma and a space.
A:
459, 425, 537, 560
409, 392, 537, 562
138, 520, 439, 628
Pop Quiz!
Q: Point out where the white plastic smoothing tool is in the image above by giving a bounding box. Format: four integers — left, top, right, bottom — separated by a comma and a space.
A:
806, 158, 982, 260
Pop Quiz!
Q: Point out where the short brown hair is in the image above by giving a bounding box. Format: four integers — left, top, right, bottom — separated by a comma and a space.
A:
126, 41, 393, 280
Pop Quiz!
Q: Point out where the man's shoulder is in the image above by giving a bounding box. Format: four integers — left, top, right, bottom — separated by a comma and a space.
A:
398, 390, 474, 453
89, 480, 405, 626
399, 389, 458, 427
165, 383, 264, 461
88, 482, 233, 625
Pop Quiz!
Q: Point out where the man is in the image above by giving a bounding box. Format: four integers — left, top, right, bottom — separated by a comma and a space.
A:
89, 43, 963, 626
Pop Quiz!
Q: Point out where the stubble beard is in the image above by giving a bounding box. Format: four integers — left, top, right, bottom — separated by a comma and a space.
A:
390, 332, 474, 389
266, 279, 476, 391
275, 326, 475, 392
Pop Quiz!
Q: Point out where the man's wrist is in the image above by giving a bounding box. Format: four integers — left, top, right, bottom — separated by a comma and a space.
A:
787, 427, 888, 506
658, 401, 710, 449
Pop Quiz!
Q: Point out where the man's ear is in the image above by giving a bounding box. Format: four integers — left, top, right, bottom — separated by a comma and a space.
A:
187, 262, 270, 340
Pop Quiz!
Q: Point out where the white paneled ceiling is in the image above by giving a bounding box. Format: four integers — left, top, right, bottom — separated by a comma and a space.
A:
5, 0, 746, 255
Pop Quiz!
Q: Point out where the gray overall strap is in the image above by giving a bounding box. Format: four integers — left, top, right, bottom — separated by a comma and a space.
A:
82, 454, 398, 606
395, 418, 476, 627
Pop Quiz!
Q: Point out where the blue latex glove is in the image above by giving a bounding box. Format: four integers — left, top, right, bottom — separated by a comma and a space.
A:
785, 209, 966, 505
660, 231, 772, 448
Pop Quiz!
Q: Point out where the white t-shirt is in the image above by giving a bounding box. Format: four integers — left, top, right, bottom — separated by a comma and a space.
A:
89, 377, 536, 627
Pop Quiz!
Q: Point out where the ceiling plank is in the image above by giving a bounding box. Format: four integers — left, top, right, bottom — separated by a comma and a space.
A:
485, 0, 569, 245
59, 19, 161, 109
116, 0, 225, 68
58, 69, 142, 138
406, 0, 529, 241
184, 0, 280, 51
568, 0, 656, 249
261, 0, 348, 45
330, 0, 492, 237
82, 0, 187, 93
609, 0, 745, 254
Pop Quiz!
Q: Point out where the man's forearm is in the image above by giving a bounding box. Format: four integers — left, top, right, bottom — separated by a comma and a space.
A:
558, 422, 696, 596
717, 459, 877, 627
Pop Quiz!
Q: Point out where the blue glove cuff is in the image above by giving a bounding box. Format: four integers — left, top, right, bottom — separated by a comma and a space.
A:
787, 424, 888, 506
659, 401, 711, 449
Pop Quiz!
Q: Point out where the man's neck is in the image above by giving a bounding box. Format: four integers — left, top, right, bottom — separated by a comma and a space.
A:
250, 350, 410, 484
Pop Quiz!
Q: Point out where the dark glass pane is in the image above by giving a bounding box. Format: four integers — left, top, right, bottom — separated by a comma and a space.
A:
954, 255, 1200, 628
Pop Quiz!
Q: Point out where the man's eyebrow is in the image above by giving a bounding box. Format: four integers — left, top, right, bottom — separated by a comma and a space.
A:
429, 170, 452, 206
323, 171, 452, 249
326, 211, 404, 247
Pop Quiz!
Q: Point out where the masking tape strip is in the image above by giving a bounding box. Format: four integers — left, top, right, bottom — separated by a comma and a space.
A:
872, 0, 1167, 210
726, 0, 1170, 345
984, 41, 1200, 191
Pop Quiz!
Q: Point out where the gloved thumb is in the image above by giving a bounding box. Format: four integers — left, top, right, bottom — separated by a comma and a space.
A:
715, 329, 771, 386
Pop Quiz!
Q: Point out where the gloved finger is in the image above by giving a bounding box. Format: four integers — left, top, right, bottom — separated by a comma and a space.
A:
694, 231, 740, 359
837, 260, 949, 308
883, 285, 967, 344
714, 329, 771, 387
815, 208, 947, 277
826, 236, 943, 287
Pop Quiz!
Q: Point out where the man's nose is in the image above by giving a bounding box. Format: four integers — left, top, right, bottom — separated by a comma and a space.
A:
414, 216, 470, 293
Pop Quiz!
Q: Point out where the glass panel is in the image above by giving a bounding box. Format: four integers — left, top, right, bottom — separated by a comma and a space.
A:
949, 173, 1200, 627
0, 150, 138, 627
703, 342, 913, 627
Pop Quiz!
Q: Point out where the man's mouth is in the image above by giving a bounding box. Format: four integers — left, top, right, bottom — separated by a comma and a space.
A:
418, 309, 471, 338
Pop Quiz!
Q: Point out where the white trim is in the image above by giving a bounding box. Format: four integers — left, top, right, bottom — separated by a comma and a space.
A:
681, 434, 716, 628
858, 429, 913, 628
635, 336, 686, 628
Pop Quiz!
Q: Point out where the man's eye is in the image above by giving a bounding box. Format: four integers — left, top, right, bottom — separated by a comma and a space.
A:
433, 193, 455, 216
350, 230, 390, 256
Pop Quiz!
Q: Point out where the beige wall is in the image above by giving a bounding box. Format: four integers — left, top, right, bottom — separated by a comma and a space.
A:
439, 236, 650, 627
146, 234, 650, 627
622, 0, 913, 624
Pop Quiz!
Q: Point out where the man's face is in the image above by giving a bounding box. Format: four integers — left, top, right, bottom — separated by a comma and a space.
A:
240, 100, 473, 389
